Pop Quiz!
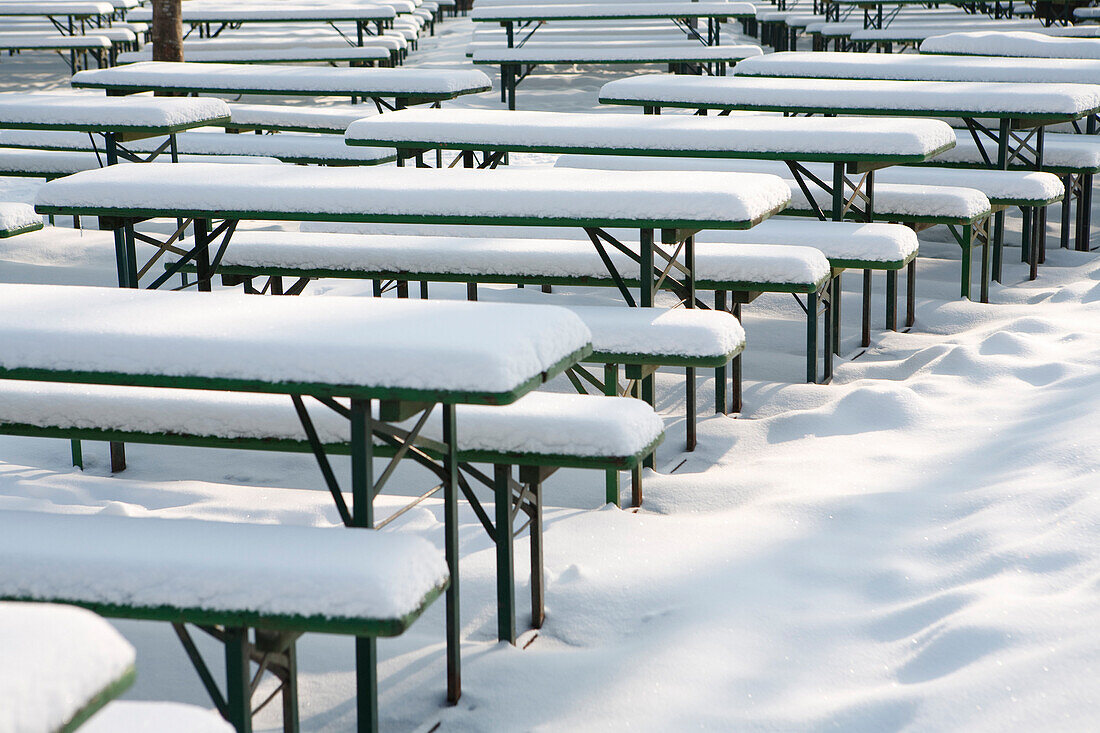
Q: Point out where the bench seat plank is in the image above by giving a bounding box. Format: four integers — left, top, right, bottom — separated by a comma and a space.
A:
920, 30, 1100, 59
345, 108, 956, 163
928, 133, 1100, 175
118, 46, 392, 65
734, 50, 1100, 85
0, 92, 231, 134
71, 62, 493, 102
0, 601, 135, 733
0, 202, 43, 238
33, 161, 792, 229
126, 5, 398, 23
0, 283, 591, 404
0, 32, 113, 50
198, 230, 830, 292
598, 74, 1100, 121
0, 148, 280, 178
0, 510, 448, 636
227, 102, 375, 133
0, 383, 665, 466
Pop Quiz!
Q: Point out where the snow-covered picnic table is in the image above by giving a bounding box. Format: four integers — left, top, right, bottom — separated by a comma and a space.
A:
117, 44, 394, 67
0, 30, 112, 72
71, 61, 493, 108
0, 2, 115, 35
470, 2, 756, 47
822, 0, 985, 28
920, 30, 1100, 59
0, 601, 136, 733
0, 92, 229, 135
344, 107, 954, 222
33, 162, 789, 305
126, 4, 399, 43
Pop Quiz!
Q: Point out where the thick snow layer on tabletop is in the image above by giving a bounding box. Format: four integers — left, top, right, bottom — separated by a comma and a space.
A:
229, 103, 373, 131
0, 202, 40, 234
470, 3, 757, 20
877, 166, 1064, 202
71, 62, 492, 95
700, 219, 919, 263
0, 93, 230, 130
347, 108, 955, 157
0, 509, 448, 619
0, 2, 114, 15
35, 162, 792, 225
212, 230, 829, 286
553, 154, 991, 219
0, 381, 663, 458
599, 74, 1100, 116
922, 30, 1100, 59
122, 131, 392, 163
471, 44, 763, 62
0, 283, 591, 395
566, 304, 745, 358
735, 50, 1100, 85
127, 5, 398, 22
83, 702, 233, 733
0, 148, 280, 174
935, 135, 1100, 170
0, 601, 134, 733
0, 32, 112, 49
117, 46, 391, 64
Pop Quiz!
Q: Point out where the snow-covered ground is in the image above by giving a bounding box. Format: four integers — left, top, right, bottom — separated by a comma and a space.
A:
2, 16, 1100, 732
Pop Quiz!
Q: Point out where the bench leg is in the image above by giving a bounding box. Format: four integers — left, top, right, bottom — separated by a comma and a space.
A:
831, 273, 842, 356
70, 440, 83, 470
861, 270, 872, 348
906, 260, 916, 329
281, 640, 300, 733
823, 281, 834, 383
981, 230, 991, 305
225, 627, 253, 733
991, 212, 1005, 283
685, 367, 696, 452
1021, 206, 1032, 266
641, 374, 655, 469
960, 225, 973, 300
886, 270, 897, 332
604, 363, 621, 507
467, 283, 477, 301
442, 404, 462, 704
528, 477, 544, 629
355, 638, 378, 733
631, 463, 643, 508
714, 291, 727, 414
495, 464, 516, 644
110, 442, 126, 473
1061, 175, 1072, 250
806, 289, 818, 384
731, 301, 742, 413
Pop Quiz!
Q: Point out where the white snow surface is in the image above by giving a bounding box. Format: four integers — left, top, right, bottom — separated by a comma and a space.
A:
470, 2, 757, 20
0, 93, 230, 130
0, 32, 112, 49
83, 702, 233, 733
228, 103, 374, 131
0, 3, 114, 15
921, 30, 1100, 59
345, 108, 956, 157
471, 43, 763, 62
933, 134, 1100, 170
0, 147, 280, 174
0, 283, 592, 395
209, 230, 831, 286
0, 601, 134, 733
735, 50, 1100, 85
599, 74, 1100, 116
0, 382, 664, 458
0, 202, 40, 235
0, 509, 448, 619
34, 162, 792, 226
71, 62, 492, 96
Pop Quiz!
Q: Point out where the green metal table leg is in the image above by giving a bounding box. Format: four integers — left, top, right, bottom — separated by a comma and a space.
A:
495, 464, 516, 644
603, 363, 620, 507
224, 627, 252, 733
442, 403, 461, 704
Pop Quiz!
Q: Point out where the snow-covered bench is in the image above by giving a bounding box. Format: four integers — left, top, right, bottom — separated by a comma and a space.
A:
471, 43, 762, 109
0, 31, 111, 73
117, 44, 395, 67
0, 202, 42, 238
0, 509, 446, 733
0, 128, 395, 166
70, 62, 493, 109
920, 30, 1100, 59
0, 600, 135, 733
125, 4, 399, 42
222, 102, 373, 134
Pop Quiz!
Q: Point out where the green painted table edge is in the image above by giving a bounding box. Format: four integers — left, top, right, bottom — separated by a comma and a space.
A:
0, 343, 593, 406
32, 203, 786, 231
471, 54, 757, 64
0, 583, 447, 638
347, 135, 957, 166
0, 220, 43, 238
71, 80, 493, 102
472, 11, 753, 22
61, 664, 136, 733
0, 117, 232, 135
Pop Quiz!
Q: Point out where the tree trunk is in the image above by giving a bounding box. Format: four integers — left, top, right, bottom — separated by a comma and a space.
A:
151, 0, 183, 62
